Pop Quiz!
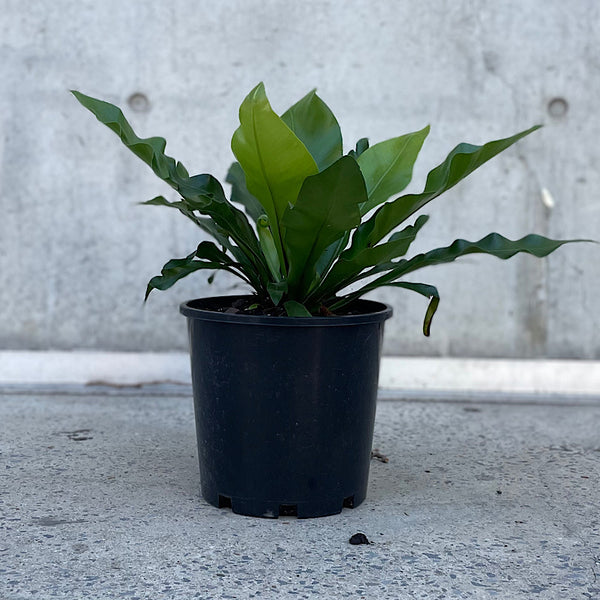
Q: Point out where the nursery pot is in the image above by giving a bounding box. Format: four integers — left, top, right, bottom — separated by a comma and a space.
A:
180, 295, 392, 518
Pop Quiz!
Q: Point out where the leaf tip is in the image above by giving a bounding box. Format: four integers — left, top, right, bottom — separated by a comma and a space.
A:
70, 89, 84, 102
423, 295, 440, 337
252, 81, 266, 97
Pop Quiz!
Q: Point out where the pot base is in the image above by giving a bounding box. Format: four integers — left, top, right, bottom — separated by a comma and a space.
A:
207, 490, 365, 519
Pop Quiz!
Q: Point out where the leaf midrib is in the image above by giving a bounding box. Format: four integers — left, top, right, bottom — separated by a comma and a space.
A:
251, 100, 278, 222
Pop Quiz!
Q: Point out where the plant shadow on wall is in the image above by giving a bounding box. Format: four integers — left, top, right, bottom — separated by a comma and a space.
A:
71, 84, 593, 519
72, 84, 587, 334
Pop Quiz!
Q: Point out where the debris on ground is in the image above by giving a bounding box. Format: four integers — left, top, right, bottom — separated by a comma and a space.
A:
371, 448, 389, 463
349, 533, 370, 545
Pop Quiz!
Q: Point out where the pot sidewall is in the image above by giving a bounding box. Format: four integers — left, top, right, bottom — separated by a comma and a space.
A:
181, 296, 392, 518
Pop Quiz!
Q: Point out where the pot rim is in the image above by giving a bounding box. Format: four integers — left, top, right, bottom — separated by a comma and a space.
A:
179, 295, 393, 327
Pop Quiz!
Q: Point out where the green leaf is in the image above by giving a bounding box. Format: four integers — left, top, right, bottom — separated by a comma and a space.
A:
343, 233, 585, 305
348, 138, 369, 160
284, 300, 312, 317
317, 215, 429, 300
281, 156, 367, 297
72, 90, 178, 184
399, 232, 583, 276
140, 194, 269, 292
331, 233, 586, 336
231, 83, 319, 269
281, 89, 343, 171
388, 282, 440, 337
267, 281, 288, 306
146, 261, 218, 299
257, 215, 282, 282
333, 281, 439, 336
148, 177, 270, 293
141, 195, 231, 247
357, 125, 430, 215
178, 174, 264, 265
310, 231, 351, 293
72, 90, 270, 294
145, 242, 246, 300
193, 240, 240, 265
352, 125, 542, 251
225, 161, 264, 223
355, 138, 370, 157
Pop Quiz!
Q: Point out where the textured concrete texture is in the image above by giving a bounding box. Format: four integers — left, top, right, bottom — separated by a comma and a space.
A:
1, 1, 599, 357
2, 390, 600, 599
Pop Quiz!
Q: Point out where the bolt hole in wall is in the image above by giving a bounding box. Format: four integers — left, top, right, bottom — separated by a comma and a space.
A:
127, 92, 151, 113
547, 97, 568, 118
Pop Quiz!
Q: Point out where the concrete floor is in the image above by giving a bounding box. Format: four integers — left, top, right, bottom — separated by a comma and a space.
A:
1, 388, 599, 599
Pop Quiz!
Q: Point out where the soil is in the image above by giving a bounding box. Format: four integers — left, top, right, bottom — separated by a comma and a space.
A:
212, 297, 366, 317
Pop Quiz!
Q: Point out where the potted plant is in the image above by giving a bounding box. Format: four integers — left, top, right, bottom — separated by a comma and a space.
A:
72, 83, 581, 518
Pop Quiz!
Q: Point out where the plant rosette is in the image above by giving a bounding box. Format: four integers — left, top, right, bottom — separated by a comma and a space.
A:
73, 84, 588, 517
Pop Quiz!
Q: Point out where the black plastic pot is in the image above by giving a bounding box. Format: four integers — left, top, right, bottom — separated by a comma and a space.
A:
180, 295, 392, 518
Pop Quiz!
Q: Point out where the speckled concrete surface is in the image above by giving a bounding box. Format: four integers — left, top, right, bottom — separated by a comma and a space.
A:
1, 391, 599, 599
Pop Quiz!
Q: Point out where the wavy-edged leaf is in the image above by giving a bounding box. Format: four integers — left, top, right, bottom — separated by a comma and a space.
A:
142, 180, 270, 293
177, 174, 264, 266
194, 240, 240, 265
231, 82, 319, 268
225, 161, 264, 223
333, 281, 439, 336
351, 125, 541, 251
388, 283, 440, 337
341, 233, 585, 306
146, 261, 222, 299
145, 242, 247, 300
141, 195, 230, 246
72, 90, 180, 185
357, 125, 430, 215
315, 215, 429, 301
73, 91, 270, 294
281, 89, 343, 171
399, 233, 584, 276
331, 233, 585, 335
141, 194, 267, 290
281, 156, 366, 297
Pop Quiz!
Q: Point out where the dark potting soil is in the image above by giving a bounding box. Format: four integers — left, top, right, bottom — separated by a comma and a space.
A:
213, 297, 366, 318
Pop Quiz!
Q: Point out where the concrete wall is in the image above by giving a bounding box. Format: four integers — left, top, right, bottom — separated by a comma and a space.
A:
0, 0, 598, 358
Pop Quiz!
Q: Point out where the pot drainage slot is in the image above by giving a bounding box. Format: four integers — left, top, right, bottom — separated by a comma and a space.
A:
278, 504, 298, 517
343, 495, 355, 509
218, 495, 232, 509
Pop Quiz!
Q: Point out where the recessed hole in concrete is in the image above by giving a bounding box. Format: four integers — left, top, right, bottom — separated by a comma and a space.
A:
128, 92, 150, 113
547, 97, 568, 118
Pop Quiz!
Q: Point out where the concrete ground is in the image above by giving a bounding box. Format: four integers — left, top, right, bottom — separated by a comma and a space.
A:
1, 387, 599, 599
